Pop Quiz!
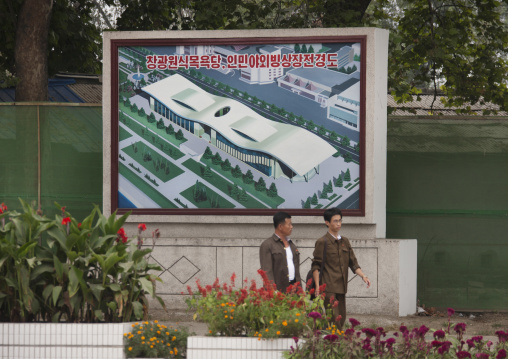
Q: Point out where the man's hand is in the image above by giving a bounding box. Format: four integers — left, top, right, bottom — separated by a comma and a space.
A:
362, 275, 371, 288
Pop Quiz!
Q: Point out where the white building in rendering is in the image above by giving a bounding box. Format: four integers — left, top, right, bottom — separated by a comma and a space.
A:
141, 74, 336, 182
213, 45, 285, 84
327, 82, 360, 130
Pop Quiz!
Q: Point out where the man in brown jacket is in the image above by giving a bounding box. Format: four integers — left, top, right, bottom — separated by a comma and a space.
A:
259, 211, 301, 293
312, 208, 371, 329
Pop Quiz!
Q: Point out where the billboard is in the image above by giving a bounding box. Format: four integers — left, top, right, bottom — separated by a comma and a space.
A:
107, 34, 366, 216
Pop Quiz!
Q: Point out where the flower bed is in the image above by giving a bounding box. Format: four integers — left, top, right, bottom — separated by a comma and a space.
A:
286, 308, 508, 359
124, 320, 192, 358
185, 270, 334, 339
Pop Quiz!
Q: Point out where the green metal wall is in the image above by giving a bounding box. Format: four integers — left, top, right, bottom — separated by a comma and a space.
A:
1, 104, 507, 310
0, 104, 102, 220
387, 118, 508, 310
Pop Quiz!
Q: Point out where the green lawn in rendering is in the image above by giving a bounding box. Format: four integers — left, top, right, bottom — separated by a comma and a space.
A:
180, 181, 235, 209
119, 112, 186, 160
118, 162, 178, 208
119, 103, 187, 149
201, 158, 285, 208
182, 159, 269, 209
122, 141, 184, 183
119, 125, 133, 141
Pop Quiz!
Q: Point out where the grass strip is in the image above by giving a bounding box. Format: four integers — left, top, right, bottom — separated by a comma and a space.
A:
118, 162, 178, 208
181, 159, 268, 209
180, 181, 235, 209
122, 141, 184, 183
201, 158, 285, 208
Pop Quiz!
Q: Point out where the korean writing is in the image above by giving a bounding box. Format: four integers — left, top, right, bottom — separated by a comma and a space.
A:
145, 53, 338, 70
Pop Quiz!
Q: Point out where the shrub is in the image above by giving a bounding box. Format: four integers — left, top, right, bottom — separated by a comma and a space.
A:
0, 199, 165, 323
185, 270, 334, 339
124, 320, 193, 358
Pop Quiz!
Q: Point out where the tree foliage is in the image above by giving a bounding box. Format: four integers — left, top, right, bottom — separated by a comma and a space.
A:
367, 0, 508, 113
1, 0, 506, 111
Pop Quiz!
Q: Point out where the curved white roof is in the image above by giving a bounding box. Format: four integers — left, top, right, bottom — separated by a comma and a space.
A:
142, 74, 336, 176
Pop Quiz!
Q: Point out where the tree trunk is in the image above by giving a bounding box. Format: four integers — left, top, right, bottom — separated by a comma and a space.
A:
14, 0, 53, 101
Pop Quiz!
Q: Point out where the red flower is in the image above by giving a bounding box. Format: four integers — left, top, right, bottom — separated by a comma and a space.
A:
117, 228, 128, 243
61, 217, 71, 225
138, 223, 147, 231
78, 222, 82, 228
0, 202, 7, 213
454, 322, 467, 334
349, 318, 361, 328
456, 351, 471, 359
434, 330, 446, 339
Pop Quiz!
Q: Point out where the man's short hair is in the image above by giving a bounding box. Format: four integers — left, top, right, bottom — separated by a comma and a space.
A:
324, 208, 342, 223
273, 211, 291, 228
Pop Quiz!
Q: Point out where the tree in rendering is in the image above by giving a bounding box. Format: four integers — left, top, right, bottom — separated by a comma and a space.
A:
303, 197, 311, 209
212, 152, 223, 166
239, 189, 249, 203
156, 118, 165, 129
267, 183, 278, 197
255, 177, 266, 192
344, 168, 351, 181
203, 165, 213, 179
342, 135, 350, 147
193, 181, 207, 203
335, 174, 343, 188
221, 158, 232, 171
148, 112, 156, 123
312, 193, 319, 204
297, 116, 305, 127
203, 146, 213, 160
232, 165, 243, 178
231, 184, 240, 199
166, 124, 175, 135
175, 129, 184, 141
244, 170, 254, 185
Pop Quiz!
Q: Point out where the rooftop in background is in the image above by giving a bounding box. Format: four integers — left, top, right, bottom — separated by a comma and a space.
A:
0, 73, 102, 104
1, 74, 506, 116
388, 94, 508, 117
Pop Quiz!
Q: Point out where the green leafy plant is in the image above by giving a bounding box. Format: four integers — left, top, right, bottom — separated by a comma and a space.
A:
185, 270, 334, 339
0, 198, 165, 323
124, 320, 193, 358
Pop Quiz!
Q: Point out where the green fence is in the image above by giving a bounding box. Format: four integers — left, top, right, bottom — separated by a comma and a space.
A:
387, 117, 508, 311
1, 103, 507, 310
0, 104, 102, 220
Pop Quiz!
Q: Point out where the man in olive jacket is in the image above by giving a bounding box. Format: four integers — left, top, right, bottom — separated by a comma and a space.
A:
259, 211, 301, 293
312, 208, 371, 329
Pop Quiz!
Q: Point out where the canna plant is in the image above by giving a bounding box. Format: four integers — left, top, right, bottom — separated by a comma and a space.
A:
0, 198, 165, 323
